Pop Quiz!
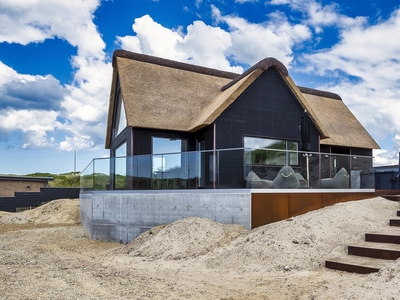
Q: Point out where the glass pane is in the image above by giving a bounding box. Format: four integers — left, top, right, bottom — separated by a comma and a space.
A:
197, 141, 205, 188
244, 137, 298, 166
115, 93, 127, 137
93, 158, 110, 190
115, 142, 127, 189
289, 142, 298, 165
244, 137, 285, 165
244, 137, 284, 150
152, 137, 187, 189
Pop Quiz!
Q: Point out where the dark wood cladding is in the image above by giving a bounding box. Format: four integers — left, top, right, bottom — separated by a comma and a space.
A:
216, 68, 316, 150
251, 192, 378, 229
0, 188, 80, 212
215, 68, 319, 188
132, 128, 196, 155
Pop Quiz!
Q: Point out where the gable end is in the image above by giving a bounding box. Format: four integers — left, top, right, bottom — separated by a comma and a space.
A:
221, 57, 289, 92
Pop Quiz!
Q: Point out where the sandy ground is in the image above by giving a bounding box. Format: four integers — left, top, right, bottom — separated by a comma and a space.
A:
1, 197, 400, 299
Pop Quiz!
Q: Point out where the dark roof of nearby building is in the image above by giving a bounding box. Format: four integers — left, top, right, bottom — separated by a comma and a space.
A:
106, 50, 380, 150
0, 175, 54, 182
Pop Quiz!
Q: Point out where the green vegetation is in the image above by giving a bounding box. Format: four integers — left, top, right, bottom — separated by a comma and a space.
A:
25, 172, 81, 188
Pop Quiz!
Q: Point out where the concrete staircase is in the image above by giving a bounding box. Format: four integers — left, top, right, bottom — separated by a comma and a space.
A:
325, 199, 400, 274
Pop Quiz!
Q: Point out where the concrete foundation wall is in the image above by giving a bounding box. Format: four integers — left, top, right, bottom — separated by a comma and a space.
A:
80, 190, 251, 244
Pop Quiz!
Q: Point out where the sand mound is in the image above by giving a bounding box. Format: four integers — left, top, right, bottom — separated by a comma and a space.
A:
2, 196, 400, 299
113, 197, 399, 269
115, 216, 248, 260
0, 199, 80, 224
201, 196, 399, 273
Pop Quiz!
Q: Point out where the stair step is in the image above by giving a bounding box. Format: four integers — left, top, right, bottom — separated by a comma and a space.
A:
390, 219, 400, 227
348, 244, 400, 260
365, 233, 400, 244
382, 195, 400, 201
325, 256, 389, 274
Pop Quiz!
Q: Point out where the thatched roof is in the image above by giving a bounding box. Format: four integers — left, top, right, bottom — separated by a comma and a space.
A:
106, 51, 236, 148
106, 50, 379, 150
301, 91, 380, 149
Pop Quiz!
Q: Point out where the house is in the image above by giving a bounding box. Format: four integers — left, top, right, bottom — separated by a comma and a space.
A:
79, 50, 381, 243
0, 175, 53, 197
105, 50, 379, 190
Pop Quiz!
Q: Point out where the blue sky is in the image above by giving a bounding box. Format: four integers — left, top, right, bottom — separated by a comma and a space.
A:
1, 0, 400, 175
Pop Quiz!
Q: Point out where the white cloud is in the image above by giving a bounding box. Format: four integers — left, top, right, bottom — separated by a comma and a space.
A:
59, 135, 95, 152
129, 15, 184, 61
0, 0, 111, 152
116, 35, 142, 53
117, 7, 311, 71
212, 6, 311, 67
301, 8, 400, 165
268, 0, 366, 33
116, 14, 243, 73
195, 0, 202, 9
179, 21, 240, 71
235, 0, 258, 3
374, 149, 399, 166
0, 109, 61, 149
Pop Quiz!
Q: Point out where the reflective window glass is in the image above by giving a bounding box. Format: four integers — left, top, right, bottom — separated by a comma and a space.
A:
244, 137, 298, 165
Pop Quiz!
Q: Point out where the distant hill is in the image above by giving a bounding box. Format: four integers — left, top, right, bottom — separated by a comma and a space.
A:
25, 172, 80, 188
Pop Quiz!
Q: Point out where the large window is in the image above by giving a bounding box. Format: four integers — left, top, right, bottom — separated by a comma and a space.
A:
114, 92, 127, 138
152, 137, 187, 186
244, 137, 298, 166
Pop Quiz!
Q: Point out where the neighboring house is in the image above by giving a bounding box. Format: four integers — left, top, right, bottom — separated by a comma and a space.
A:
374, 164, 400, 190
0, 175, 53, 197
105, 50, 379, 190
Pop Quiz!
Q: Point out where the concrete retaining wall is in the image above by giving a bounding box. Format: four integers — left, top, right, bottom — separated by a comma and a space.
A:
80, 190, 251, 244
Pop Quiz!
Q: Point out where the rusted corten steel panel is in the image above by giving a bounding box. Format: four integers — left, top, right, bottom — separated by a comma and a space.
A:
251, 193, 289, 228
288, 193, 322, 218
321, 192, 374, 207
251, 192, 377, 229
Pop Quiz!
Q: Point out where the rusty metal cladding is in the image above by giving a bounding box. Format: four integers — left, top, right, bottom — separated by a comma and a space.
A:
288, 193, 322, 217
389, 219, 400, 227
251, 191, 377, 229
348, 246, 400, 260
365, 233, 400, 244
251, 193, 289, 229
325, 261, 379, 274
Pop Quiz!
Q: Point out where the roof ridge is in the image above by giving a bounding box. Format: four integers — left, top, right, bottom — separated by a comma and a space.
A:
113, 50, 342, 100
298, 86, 342, 100
220, 57, 288, 91
113, 50, 239, 79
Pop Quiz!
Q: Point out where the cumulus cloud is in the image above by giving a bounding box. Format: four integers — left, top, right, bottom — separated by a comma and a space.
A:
0, 109, 61, 149
269, 0, 366, 33
117, 6, 311, 71
301, 8, 400, 165
0, 68, 64, 111
59, 135, 95, 152
117, 14, 243, 73
0, 0, 111, 152
212, 6, 311, 66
